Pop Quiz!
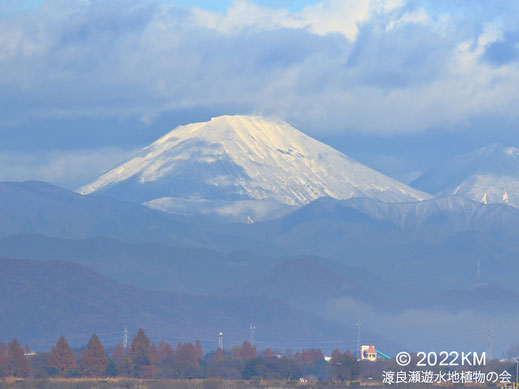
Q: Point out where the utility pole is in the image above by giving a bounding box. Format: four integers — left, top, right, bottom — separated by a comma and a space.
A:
250, 323, 256, 346
218, 332, 223, 350
487, 319, 494, 361
123, 326, 128, 352
356, 319, 362, 360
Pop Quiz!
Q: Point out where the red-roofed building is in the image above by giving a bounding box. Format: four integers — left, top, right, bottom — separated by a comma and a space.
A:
361, 345, 378, 361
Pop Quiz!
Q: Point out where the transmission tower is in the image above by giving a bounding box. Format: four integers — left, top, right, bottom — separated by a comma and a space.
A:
476, 261, 481, 281
123, 326, 128, 351
487, 319, 494, 361
356, 319, 362, 360
250, 323, 256, 346
218, 332, 223, 350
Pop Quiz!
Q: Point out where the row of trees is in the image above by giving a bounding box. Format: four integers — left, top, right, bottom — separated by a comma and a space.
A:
0, 329, 360, 381
48, 334, 107, 377
0, 340, 31, 377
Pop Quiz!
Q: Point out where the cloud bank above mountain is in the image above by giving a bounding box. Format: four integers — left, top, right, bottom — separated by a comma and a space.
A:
2, 0, 519, 135
2, 0, 519, 187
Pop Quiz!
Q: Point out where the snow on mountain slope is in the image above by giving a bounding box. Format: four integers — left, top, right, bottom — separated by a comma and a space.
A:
411, 143, 519, 208
79, 115, 429, 217
341, 196, 519, 231
144, 197, 297, 224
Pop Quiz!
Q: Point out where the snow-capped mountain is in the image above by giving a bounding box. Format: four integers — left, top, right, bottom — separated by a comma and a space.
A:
79, 115, 429, 220
411, 143, 519, 208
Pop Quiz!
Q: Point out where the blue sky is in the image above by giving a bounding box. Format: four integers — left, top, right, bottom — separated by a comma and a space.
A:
1, 0, 519, 188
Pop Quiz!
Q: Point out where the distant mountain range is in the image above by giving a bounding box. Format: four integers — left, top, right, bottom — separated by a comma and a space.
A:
3, 116, 519, 353
0, 233, 280, 295
0, 257, 352, 351
221, 257, 392, 311
79, 115, 429, 222
78, 116, 519, 221
0, 180, 196, 243
2, 181, 519, 296
411, 143, 519, 208
244, 196, 519, 288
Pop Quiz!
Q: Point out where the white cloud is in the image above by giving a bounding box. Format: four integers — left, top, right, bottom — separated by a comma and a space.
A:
290, 0, 373, 40
1, 0, 519, 139
0, 148, 134, 190
386, 7, 428, 31
477, 22, 504, 48
194, 0, 403, 40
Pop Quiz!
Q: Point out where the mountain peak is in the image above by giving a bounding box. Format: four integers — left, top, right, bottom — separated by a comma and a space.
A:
79, 115, 429, 216
473, 143, 519, 158
480, 142, 505, 151
153, 115, 280, 145
209, 114, 280, 127
411, 143, 519, 208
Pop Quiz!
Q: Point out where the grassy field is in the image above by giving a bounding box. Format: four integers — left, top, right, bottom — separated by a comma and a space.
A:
0, 377, 471, 389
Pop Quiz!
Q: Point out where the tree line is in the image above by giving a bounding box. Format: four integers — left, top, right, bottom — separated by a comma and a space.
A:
0, 329, 359, 381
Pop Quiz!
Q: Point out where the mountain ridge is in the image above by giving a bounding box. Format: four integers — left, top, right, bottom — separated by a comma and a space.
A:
79, 115, 429, 221
411, 143, 519, 207
0, 256, 353, 351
